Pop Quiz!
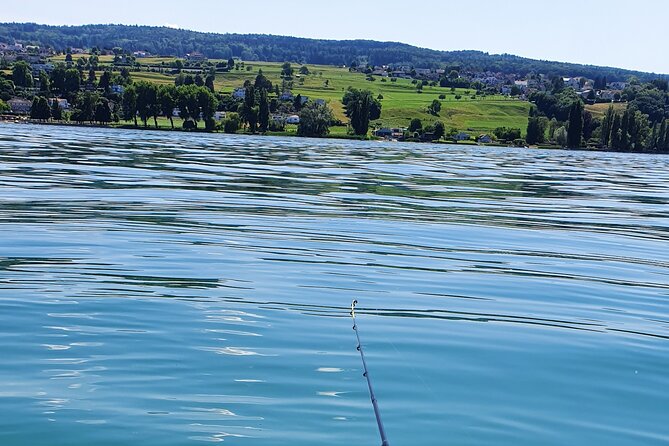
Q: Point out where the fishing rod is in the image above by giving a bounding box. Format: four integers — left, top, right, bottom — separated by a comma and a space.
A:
350, 300, 390, 446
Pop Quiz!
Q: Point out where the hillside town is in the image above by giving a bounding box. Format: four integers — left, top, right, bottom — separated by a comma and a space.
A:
350, 63, 629, 104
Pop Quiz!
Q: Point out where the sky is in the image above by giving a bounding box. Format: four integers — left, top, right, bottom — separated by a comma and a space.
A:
3, 0, 669, 74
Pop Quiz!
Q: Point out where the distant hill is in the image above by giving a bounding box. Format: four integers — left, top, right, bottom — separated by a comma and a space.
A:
1, 23, 666, 82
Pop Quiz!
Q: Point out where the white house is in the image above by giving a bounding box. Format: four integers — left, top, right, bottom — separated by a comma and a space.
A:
214, 111, 226, 121
286, 115, 300, 124
48, 98, 70, 110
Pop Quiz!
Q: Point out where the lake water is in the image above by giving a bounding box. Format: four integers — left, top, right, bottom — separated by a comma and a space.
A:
0, 123, 668, 446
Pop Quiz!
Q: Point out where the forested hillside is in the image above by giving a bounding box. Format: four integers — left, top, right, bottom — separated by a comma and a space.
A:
1, 23, 665, 81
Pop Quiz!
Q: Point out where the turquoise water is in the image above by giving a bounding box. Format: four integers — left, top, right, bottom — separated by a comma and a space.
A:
0, 123, 668, 445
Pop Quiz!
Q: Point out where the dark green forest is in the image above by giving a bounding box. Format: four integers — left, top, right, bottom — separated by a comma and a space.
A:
1, 23, 666, 81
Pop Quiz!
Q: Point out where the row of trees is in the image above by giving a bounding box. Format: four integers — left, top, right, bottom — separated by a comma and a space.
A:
122, 82, 218, 130
600, 105, 669, 152
526, 80, 669, 152
30, 92, 115, 124
31, 72, 337, 138
11, 60, 133, 99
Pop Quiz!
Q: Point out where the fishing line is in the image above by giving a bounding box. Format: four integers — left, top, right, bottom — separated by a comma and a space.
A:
350, 300, 390, 446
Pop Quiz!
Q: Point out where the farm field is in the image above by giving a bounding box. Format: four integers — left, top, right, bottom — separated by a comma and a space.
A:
585, 102, 626, 118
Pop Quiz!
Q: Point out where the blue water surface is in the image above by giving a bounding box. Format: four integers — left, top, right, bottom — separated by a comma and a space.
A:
0, 123, 667, 445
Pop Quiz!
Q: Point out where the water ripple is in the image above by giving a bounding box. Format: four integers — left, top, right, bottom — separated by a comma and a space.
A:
0, 123, 668, 446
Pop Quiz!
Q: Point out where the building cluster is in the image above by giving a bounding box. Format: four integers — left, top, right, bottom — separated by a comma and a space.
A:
0, 42, 55, 64
352, 64, 629, 103
230, 87, 328, 125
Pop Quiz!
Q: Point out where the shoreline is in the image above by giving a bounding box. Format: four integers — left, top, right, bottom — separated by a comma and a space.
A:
2, 118, 668, 155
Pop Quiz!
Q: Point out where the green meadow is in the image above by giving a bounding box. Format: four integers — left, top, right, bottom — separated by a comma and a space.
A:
52, 57, 532, 135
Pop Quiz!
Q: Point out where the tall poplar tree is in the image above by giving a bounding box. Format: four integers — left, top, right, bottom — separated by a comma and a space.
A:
567, 101, 583, 148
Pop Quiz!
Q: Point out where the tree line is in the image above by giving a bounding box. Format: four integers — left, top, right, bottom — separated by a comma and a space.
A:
20, 61, 342, 138
2, 23, 664, 82
526, 79, 669, 152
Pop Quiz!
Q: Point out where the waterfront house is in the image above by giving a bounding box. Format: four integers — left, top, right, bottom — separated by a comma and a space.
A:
478, 134, 493, 144
454, 132, 471, 141
286, 115, 300, 124
391, 128, 406, 138
375, 128, 393, 138
7, 98, 32, 114
48, 98, 70, 111
375, 128, 405, 139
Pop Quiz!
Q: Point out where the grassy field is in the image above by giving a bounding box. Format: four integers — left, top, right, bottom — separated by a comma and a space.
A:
51, 54, 116, 63
585, 102, 626, 118
50, 57, 532, 135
